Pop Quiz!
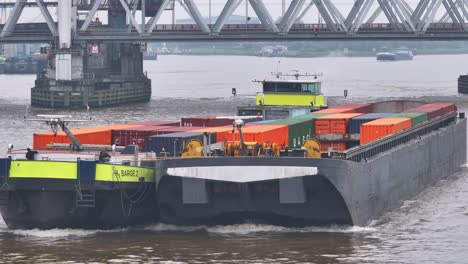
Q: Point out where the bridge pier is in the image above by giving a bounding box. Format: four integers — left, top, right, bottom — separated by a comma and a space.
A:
31, 0, 151, 109
31, 43, 151, 108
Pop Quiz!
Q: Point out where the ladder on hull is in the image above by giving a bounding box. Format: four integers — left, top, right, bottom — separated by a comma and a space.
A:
75, 187, 95, 208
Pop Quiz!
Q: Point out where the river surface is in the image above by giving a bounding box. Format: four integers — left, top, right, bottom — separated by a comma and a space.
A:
0, 54, 468, 263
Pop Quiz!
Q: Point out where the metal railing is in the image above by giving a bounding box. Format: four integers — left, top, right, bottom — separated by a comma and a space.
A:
331, 112, 459, 162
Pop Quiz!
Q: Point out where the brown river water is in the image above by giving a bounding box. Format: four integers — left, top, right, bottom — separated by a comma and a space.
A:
0, 55, 467, 263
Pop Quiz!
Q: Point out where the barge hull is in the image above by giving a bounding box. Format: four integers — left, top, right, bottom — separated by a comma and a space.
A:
0, 181, 157, 229
156, 118, 467, 226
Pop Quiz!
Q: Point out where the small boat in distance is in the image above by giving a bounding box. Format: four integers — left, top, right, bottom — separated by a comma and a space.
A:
377, 47, 414, 61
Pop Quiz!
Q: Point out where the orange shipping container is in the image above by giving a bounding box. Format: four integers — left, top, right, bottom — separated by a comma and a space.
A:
216, 125, 289, 146
191, 126, 235, 142
315, 113, 363, 135
33, 124, 140, 149
360, 118, 412, 144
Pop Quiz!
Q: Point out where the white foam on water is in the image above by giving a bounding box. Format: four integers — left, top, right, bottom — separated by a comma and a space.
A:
206, 224, 376, 235
7, 227, 128, 238
11, 228, 101, 238
144, 223, 205, 232
144, 223, 375, 235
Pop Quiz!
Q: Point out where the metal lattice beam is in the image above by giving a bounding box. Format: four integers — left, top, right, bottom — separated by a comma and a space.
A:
1, 0, 27, 37
80, 0, 104, 31
212, 0, 243, 33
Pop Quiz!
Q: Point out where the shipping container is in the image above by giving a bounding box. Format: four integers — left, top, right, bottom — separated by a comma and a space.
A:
349, 113, 394, 134
404, 102, 457, 120
181, 116, 235, 127
111, 125, 176, 151
403, 106, 443, 120
191, 126, 235, 142
33, 124, 140, 149
332, 103, 373, 113
360, 118, 412, 144
268, 119, 311, 148
391, 113, 428, 126
266, 114, 329, 148
419, 102, 457, 113
147, 132, 216, 157
315, 113, 363, 135
216, 125, 289, 146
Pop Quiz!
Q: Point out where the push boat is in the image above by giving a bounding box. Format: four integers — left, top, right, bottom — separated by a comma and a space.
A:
0, 72, 466, 229
0, 116, 157, 229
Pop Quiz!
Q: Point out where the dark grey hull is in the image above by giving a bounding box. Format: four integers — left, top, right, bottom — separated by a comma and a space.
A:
156, 118, 467, 226
0, 180, 158, 229
157, 174, 352, 227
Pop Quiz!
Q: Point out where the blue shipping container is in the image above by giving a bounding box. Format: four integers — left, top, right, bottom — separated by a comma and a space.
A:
147, 132, 216, 157
349, 113, 394, 134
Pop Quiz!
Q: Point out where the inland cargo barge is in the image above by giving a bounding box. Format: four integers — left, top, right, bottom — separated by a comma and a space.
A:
0, 74, 465, 229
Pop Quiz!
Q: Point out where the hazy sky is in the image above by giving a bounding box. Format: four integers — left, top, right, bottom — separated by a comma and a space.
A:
5, 1, 448, 24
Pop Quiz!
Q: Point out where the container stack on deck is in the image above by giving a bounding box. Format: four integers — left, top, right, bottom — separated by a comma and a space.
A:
31, 102, 458, 156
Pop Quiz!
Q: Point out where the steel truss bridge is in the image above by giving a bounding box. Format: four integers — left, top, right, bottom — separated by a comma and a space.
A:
2, 0, 468, 43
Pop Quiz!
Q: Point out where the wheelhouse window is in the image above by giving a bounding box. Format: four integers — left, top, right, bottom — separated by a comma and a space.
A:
263, 81, 321, 94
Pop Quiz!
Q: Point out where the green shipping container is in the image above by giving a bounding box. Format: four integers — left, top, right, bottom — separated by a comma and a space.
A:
267, 113, 330, 148
391, 112, 428, 126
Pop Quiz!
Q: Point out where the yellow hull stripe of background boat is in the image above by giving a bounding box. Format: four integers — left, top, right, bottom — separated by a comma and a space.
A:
95, 164, 155, 183
256, 94, 326, 107
9, 161, 77, 179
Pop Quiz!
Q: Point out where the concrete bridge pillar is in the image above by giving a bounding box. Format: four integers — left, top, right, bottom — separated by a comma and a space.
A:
31, 0, 152, 109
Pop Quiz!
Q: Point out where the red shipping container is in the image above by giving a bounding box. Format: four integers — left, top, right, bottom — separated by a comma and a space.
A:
332, 103, 373, 113
216, 125, 289, 146
111, 125, 176, 151
360, 118, 412, 144
181, 115, 236, 127
404, 102, 456, 120
315, 113, 363, 135
418, 103, 457, 114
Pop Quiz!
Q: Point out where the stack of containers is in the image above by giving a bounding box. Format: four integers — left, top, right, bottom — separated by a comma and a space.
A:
349, 113, 394, 134
190, 126, 236, 143
315, 113, 363, 152
147, 132, 216, 157
403, 103, 457, 120
348, 113, 394, 148
216, 124, 289, 147
360, 118, 412, 144
181, 115, 263, 127
111, 125, 177, 151
33, 124, 140, 149
265, 113, 329, 148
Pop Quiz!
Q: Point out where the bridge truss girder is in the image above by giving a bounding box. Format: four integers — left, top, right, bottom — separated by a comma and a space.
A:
2, 0, 468, 42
